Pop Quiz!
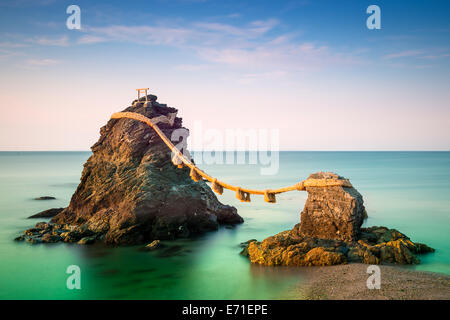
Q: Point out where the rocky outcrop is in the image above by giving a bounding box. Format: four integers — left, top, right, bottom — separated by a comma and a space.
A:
34, 196, 56, 200
242, 226, 434, 266
293, 172, 366, 242
17, 95, 243, 245
28, 208, 64, 218
243, 172, 434, 266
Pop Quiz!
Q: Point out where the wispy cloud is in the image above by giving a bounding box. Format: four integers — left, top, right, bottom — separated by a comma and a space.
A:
383, 50, 424, 60
27, 35, 69, 47
83, 25, 193, 46
383, 49, 450, 62
197, 42, 362, 71
0, 34, 69, 49
83, 18, 278, 48
0, 41, 28, 48
0, 16, 367, 75
0, 0, 55, 7
236, 70, 287, 84
173, 64, 212, 71
24, 58, 61, 67
227, 13, 241, 19
194, 19, 278, 38
77, 35, 107, 45
421, 53, 450, 60
80, 19, 362, 74
0, 49, 18, 60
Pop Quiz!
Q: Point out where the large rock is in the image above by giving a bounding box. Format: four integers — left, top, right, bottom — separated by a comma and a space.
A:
243, 172, 434, 266
292, 172, 366, 242
21, 95, 243, 245
243, 226, 434, 266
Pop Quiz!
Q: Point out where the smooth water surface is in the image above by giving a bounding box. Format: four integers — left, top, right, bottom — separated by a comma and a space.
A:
0, 151, 449, 299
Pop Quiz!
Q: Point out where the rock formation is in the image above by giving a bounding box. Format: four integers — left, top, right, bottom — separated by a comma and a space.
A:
293, 172, 366, 242
28, 207, 64, 219
242, 172, 434, 266
18, 95, 243, 245
34, 196, 56, 200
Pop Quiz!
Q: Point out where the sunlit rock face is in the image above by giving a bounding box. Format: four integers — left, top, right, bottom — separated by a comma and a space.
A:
292, 172, 367, 242
20, 95, 243, 245
242, 172, 434, 266
243, 226, 434, 266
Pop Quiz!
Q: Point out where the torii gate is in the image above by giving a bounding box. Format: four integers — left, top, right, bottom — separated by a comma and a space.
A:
134, 88, 153, 108
136, 88, 149, 102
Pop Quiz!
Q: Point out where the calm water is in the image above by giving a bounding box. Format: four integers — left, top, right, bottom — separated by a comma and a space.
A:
0, 151, 449, 299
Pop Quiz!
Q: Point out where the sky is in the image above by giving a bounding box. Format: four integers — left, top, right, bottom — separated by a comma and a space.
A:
0, 0, 449, 151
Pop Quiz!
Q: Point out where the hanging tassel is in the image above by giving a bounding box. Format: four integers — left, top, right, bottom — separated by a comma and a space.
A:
212, 178, 223, 195
295, 181, 305, 191
264, 190, 276, 203
236, 188, 250, 202
236, 187, 245, 202
172, 154, 183, 167
190, 167, 202, 182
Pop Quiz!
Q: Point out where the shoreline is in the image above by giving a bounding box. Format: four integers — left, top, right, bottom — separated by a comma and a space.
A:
287, 263, 450, 300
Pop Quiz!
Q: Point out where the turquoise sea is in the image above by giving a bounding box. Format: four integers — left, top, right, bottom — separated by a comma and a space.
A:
0, 151, 449, 299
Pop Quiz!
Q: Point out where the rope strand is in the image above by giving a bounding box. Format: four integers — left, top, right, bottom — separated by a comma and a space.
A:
110, 111, 353, 202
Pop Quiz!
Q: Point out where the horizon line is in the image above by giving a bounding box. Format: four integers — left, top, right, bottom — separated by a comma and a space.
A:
1, 150, 450, 152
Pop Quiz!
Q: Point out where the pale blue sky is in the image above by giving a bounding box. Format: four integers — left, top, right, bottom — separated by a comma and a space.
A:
0, 0, 449, 150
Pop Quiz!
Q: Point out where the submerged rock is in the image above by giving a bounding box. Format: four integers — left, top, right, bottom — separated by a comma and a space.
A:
14, 235, 25, 241
19, 94, 243, 245
143, 240, 162, 251
41, 233, 62, 243
28, 208, 64, 219
243, 172, 434, 266
78, 236, 96, 245
34, 196, 56, 200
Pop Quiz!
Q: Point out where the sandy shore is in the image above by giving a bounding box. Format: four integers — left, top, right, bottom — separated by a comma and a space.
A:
289, 264, 450, 300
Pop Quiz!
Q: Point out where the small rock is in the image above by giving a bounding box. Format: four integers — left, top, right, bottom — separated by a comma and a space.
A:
239, 247, 249, 257
26, 237, 41, 244
35, 222, 52, 230
24, 228, 39, 236
28, 208, 64, 219
78, 236, 96, 245
415, 242, 435, 254
34, 196, 56, 200
144, 240, 161, 251
14, 235, 25, 241
73, 224, 95, 237
41, 233, 62, 243
240, 239, 257, 248
63, 231, 83, 243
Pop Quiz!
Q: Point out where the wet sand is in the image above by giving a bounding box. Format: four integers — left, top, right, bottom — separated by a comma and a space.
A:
289, 264, 450, 300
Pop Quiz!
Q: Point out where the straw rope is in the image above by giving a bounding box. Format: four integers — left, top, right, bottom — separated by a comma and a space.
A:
110, 111, 352, 203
